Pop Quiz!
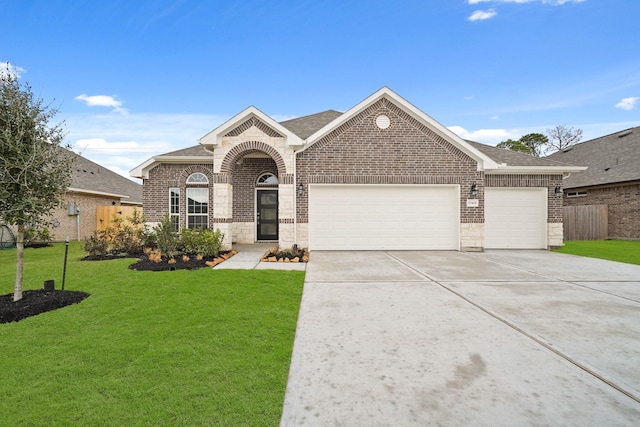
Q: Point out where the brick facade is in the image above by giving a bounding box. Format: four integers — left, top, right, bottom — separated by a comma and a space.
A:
564, 182, 640, 239
144, 163, 214, 229
48, 193, 127, 241
296, 99, 482, 223
486, 174, 564, 223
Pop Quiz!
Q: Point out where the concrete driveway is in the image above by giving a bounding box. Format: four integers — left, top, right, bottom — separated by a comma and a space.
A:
281, 251, 640, 426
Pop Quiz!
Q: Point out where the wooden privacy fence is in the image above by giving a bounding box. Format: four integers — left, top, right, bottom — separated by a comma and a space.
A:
96, 206, 143, 232
563, 205, 608, 241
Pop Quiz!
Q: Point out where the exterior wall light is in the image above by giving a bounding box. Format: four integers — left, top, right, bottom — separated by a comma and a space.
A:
297, 183, 305, 197
470, 182, 478, 198
554, 186, 563, 197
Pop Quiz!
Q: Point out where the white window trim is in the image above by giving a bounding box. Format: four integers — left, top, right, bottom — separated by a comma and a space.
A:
186, 187, 209, 229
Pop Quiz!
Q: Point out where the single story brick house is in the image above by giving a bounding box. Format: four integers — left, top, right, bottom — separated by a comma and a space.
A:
547, 126, 640, 239
54, 151, 143, 241
131, 87, 583, 251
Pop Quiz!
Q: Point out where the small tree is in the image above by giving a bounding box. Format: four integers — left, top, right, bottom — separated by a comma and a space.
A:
0, 64, 73, 301
497, 133, 548, 157
545, 125, 583, 154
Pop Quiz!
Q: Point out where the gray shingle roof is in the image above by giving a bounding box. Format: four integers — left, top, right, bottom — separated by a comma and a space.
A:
161, 144, 211, 157
465, 140, 572, 167
279, 110, 343, 139
67, 150, 143, 204
546, 126, 640, 189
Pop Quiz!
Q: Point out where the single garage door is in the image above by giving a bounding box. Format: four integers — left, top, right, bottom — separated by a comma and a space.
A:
485, 188, 547, 249
308, 184, 459, 250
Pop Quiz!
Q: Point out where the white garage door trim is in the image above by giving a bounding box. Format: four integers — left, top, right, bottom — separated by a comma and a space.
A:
484, 187, 547, 249
308, 184, 460, 251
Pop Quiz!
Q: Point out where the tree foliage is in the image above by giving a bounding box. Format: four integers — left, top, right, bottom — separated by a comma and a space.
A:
545, 125, 583, 154
0, 63, 73, 301
496, 133, 548, 157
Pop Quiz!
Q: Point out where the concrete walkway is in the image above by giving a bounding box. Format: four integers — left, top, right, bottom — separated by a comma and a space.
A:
215, 243, 306, 271
281, 250, 640, 426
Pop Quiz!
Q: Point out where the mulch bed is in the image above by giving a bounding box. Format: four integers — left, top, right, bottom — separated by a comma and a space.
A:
128, 251, 236, 271
129, 256, 212, 271
0, 290, 90, 324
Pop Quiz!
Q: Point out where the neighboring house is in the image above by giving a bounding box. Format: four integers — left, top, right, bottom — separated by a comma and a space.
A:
131, 87, 583, 251
547, 126, 640, 239
49, 151, 143, 241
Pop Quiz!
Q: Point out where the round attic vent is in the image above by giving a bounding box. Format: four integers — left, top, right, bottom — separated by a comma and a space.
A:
375, 115, 391, 129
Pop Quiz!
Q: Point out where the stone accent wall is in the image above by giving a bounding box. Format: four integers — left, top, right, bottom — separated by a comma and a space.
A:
144, 163, 214, 229
563, 182, 640, 239
547, 223, 564, 248
460, 223, 484, 251
485, 174, 564, 223
295, 98, 481, 223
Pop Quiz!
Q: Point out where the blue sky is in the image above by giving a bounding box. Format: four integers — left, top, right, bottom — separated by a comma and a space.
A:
2, 0, 639, 179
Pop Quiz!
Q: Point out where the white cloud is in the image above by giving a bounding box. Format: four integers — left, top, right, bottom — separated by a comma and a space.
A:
0, 62, 26, 78
614, 97, 639, 111
63, 112, 228, 180
464, 95, 474, 100
75, 94, 128, 114
468, 9, 498, 21
491, 116, 500, 120
448, 125, 520, 145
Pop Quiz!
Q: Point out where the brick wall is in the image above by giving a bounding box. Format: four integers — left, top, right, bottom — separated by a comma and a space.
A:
48, 193, 125, 241
295, 98, 482, 222
144, 163, 214, 229
486, 174, 564, 223
564, 183, 640, 239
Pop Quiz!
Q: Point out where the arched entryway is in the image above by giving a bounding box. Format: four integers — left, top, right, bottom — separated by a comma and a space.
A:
215, 141, 294, 248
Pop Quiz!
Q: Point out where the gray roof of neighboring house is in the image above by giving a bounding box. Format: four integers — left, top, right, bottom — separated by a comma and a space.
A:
279, 110, 343, 139
546, 126, 640, 189
67, 150, 143, 204
465, 140, 572, 168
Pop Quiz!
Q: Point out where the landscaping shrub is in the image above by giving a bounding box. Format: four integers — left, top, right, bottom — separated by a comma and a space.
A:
23, 224, 52, 247
180, 228, 225, 258
82, 207, 150, 257
153, 214, 179, 259
84, 231, 109, 257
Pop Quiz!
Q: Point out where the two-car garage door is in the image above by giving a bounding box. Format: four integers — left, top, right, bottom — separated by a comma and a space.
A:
308, 185, 459, 250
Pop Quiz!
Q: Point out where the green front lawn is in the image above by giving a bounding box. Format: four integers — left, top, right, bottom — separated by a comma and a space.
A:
0, 243, 304, 426
554, 240, 640, 265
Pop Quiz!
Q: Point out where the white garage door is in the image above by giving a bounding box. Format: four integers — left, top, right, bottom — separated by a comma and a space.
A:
308, 185, 459, 250
485, 188, 547, 249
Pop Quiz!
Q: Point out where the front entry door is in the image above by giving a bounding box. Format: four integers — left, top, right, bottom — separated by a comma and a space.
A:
257, 189, 278, 241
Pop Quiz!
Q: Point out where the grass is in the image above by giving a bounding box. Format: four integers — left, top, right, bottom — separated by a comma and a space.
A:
0, 242, 305, 426
553, 240, 640, 265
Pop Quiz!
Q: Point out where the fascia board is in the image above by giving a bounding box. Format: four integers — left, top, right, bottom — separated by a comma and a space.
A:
485, 166, 588, 175
129, 156, 212, 179
67, 187, 129, 199
302, 87, 498, 171
198, 106, 303, 147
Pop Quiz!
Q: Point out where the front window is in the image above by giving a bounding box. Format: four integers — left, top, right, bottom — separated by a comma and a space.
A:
187, 188, 208, 229
169, 188, 180, 231
187, 172, 209, 184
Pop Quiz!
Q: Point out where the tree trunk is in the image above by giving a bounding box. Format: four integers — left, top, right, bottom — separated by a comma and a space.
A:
13, 224, 24, 302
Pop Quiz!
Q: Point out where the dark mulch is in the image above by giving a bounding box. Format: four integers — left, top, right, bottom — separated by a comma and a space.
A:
129, 256, 211, 271
82, 253, 134, 261
0, 290, 90, 324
